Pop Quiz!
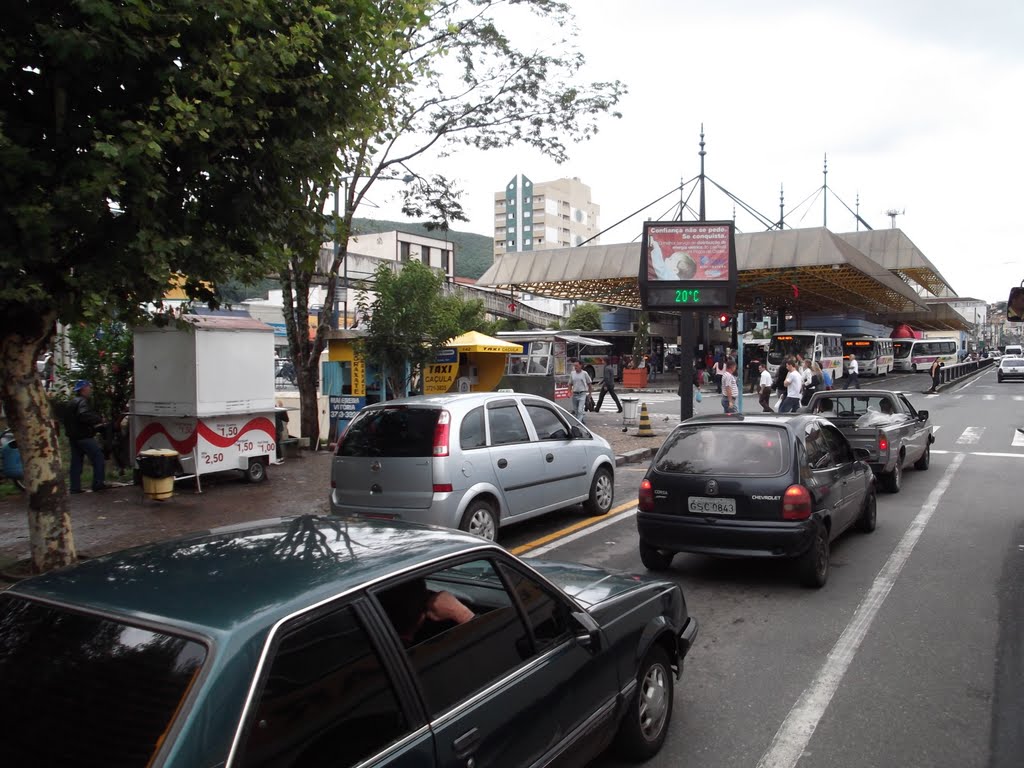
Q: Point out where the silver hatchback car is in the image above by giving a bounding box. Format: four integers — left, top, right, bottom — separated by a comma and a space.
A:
329, 392, 616, 540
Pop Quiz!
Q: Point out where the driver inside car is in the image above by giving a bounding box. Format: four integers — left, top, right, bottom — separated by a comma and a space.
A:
378, 577, 476, 647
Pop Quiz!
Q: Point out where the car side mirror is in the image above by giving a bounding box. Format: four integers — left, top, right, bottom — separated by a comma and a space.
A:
571, 610, 602, 653
853, 447, 871, 462
917, 410, 929, 421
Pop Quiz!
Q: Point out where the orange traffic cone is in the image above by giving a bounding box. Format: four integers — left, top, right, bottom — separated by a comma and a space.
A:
637, 402, 655, 437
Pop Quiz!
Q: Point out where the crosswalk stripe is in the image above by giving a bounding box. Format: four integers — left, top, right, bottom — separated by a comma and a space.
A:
955, 427, 984, 445
983, 394, 996, 401
1014, 395, 1024, 402
931, 426, 941, 434
1013, 430, 1024, 448
953, 395, 964, 400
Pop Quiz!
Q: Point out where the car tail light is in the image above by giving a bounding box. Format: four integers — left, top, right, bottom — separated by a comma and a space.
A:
432, 483, 453, 493
782, 484, 812, 520
878, 436, 889, 453
432, 410, 451, 457
639, 479, 655, 512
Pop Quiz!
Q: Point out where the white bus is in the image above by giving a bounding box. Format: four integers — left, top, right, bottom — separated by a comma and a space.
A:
767, 331, 844, 381
843, 337, 894, 376
892, 338, 959, 372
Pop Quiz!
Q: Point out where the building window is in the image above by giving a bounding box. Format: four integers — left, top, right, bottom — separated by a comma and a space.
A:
508, 213, 514, 220
523, 225, 531, 232
525, 196, 532, 204
399, 241, 411, 262
524, 210, 531, 218
525, 238, 532, 245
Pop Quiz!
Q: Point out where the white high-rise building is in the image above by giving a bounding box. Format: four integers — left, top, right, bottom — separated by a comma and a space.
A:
493, 175, 600, 259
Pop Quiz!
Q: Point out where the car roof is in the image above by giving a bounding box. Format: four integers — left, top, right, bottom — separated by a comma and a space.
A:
9, 516, 498, 641
365, 392, 546, 409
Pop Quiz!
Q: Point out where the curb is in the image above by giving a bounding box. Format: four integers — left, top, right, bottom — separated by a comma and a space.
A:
615, 447, 657, 467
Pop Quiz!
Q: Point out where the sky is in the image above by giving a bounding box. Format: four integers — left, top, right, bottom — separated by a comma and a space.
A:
365, 0, 1024, 304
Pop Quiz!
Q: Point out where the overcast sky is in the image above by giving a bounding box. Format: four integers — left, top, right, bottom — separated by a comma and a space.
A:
367, 0, 1024, 304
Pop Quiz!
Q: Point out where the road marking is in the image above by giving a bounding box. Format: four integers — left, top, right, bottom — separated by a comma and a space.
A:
952, 395, 964, 400
515, 505, 639, 558
932, 450, 1024, 458
510, 500, 637, 556
931, 426, 941, 434
983, 394, 996, 401
1014, 430, 1024, 448
953, 368, 990, 392
755, 453, 965, 768
925, 394, 939, 399
955, 426, 984, 445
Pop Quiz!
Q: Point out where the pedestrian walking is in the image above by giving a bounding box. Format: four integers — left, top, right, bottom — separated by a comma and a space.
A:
758, 363, 774, 412
780, 360, 803, 413
927, 359, 943, 393
822, 364, 833, 391
803, 362, 823, 406
844, 354, 860, 389
569, 359, 593, 422
720, 360, 739, 414
595, 358, 623, 413
713, 357, 726, 393
42, 352, 55, 392
63, 380, 110, 493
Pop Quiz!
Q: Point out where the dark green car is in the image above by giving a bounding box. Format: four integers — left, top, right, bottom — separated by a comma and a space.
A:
0, 516, 697, 768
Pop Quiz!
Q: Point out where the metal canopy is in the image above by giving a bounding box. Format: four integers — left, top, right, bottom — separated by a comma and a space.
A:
478, 227, 930, 315
838, 229, 957, 298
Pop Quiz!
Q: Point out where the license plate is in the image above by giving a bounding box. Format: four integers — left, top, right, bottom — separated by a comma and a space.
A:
688, 496, 736, 515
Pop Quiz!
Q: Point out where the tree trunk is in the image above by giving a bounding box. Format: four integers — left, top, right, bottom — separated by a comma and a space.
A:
296, 372, 320, 451
0, 319, 77, 573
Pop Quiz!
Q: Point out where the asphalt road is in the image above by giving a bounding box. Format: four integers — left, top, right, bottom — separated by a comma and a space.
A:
500, 368, 1024, 768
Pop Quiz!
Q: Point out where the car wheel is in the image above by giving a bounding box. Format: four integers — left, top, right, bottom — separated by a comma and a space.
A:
614, 645, 674, 761
583, 466, 614, 515
882, 457, 902, 493
798, 522, 830, 588
639, 542, 674, 571
914, 444, 931, 471
857, 488, 877, 533
244, 458, 267, 483
459, 499, 498, 541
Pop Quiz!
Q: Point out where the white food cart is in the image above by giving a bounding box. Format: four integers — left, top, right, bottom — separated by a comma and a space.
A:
131, 315, 280, 491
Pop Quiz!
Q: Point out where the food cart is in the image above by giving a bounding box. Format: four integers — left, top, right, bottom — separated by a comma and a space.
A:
131, 315, 280, 491
494, 332, 612, 404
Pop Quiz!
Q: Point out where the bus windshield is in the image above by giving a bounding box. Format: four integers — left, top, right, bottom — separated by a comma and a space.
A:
768, 335, 813, 365
893, 341, 912, 359
844, 342, 876, 361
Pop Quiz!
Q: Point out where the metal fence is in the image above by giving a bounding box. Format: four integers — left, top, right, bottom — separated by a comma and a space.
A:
936, 357, 995, 386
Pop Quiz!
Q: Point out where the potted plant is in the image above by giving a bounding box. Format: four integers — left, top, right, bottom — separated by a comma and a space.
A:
622, 313, 650, 388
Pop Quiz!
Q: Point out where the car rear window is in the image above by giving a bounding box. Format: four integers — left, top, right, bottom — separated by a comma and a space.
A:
338, 406, 441, 457
0, 595, 206, 767
654, 425, 789, 475
1002, 358, 1024, 366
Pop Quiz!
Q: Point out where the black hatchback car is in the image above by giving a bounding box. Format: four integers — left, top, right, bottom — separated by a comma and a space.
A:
0, 516, 697, 768
637, 414, 877, 587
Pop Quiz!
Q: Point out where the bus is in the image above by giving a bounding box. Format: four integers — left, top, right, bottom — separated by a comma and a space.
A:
842, 337, 894, 376
767, 331, 844, 380
892, 337, 959, 372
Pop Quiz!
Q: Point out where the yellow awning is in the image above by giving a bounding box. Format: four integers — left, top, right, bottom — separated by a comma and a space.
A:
445, 330, 524, 354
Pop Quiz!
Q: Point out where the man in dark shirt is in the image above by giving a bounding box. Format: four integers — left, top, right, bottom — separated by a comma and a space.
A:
594, 358, 623, 413
64, 380, 108, 493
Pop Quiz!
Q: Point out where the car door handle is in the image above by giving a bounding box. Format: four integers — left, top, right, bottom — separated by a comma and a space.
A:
545, 453, 554, 463
453, 727, 481, 759
497, 458, 508, 469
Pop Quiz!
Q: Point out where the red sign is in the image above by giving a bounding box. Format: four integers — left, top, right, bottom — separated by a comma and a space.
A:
646, 224, 731, 282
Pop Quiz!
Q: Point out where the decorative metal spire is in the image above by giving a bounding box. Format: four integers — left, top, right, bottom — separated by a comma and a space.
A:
698, 125, 706, 222
823, 153, 828, 229
779, 183, 785, 230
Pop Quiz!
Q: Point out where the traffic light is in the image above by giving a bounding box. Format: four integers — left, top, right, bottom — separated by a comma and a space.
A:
719, 313, 731, 330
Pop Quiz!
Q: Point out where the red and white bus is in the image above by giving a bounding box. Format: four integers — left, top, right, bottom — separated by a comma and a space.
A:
892, 338, 958, 372
843, 337, 894, 376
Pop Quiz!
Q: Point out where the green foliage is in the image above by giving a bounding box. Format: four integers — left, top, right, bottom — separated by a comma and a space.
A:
438, 295, 488, 334
563, 303, 604, 331
0, 0, 425, 340
356, 261, 464, 393
632, 312, 651, 362
478, 317, 530, 336
62, 323, 134, 424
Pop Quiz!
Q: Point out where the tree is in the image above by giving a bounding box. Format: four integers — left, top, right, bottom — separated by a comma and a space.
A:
563, 303, 604, 331
356, 261, 465, 395
632, 312, 651, 364
0, 0, 425, 571
281, 0, 625, 447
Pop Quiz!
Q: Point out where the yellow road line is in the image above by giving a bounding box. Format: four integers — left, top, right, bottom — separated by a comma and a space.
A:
510, 499, 638, 555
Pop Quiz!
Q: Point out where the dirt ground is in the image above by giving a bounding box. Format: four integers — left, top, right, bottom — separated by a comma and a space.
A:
0, 406, 670, 573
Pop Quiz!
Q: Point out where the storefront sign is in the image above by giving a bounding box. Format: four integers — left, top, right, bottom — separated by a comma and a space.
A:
330, 395, 365, 421
424, 362, 459, 394
351, 357, 366, 397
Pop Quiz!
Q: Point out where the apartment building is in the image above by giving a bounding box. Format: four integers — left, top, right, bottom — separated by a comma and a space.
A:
493, 175, 600, 258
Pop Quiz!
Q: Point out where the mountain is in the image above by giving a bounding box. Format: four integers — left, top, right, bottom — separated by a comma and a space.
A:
351, 217, 494, 280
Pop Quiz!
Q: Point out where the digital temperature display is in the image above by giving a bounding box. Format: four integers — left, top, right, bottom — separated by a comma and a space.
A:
646, 286, 730, 307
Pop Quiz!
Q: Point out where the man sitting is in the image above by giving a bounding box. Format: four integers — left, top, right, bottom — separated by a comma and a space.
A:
378, 577, 475, 647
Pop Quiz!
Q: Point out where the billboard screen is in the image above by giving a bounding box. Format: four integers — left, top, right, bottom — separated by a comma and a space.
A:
639, 220, 737, 312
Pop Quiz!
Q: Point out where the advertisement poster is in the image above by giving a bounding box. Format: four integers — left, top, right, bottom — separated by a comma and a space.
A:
646, 223, 731, 282
553, 376, 571, 400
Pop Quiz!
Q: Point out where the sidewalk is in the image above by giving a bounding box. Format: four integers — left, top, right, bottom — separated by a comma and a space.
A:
0, 419, 668, 572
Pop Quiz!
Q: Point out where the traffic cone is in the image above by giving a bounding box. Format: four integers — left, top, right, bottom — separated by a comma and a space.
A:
637, 402, 655, 437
